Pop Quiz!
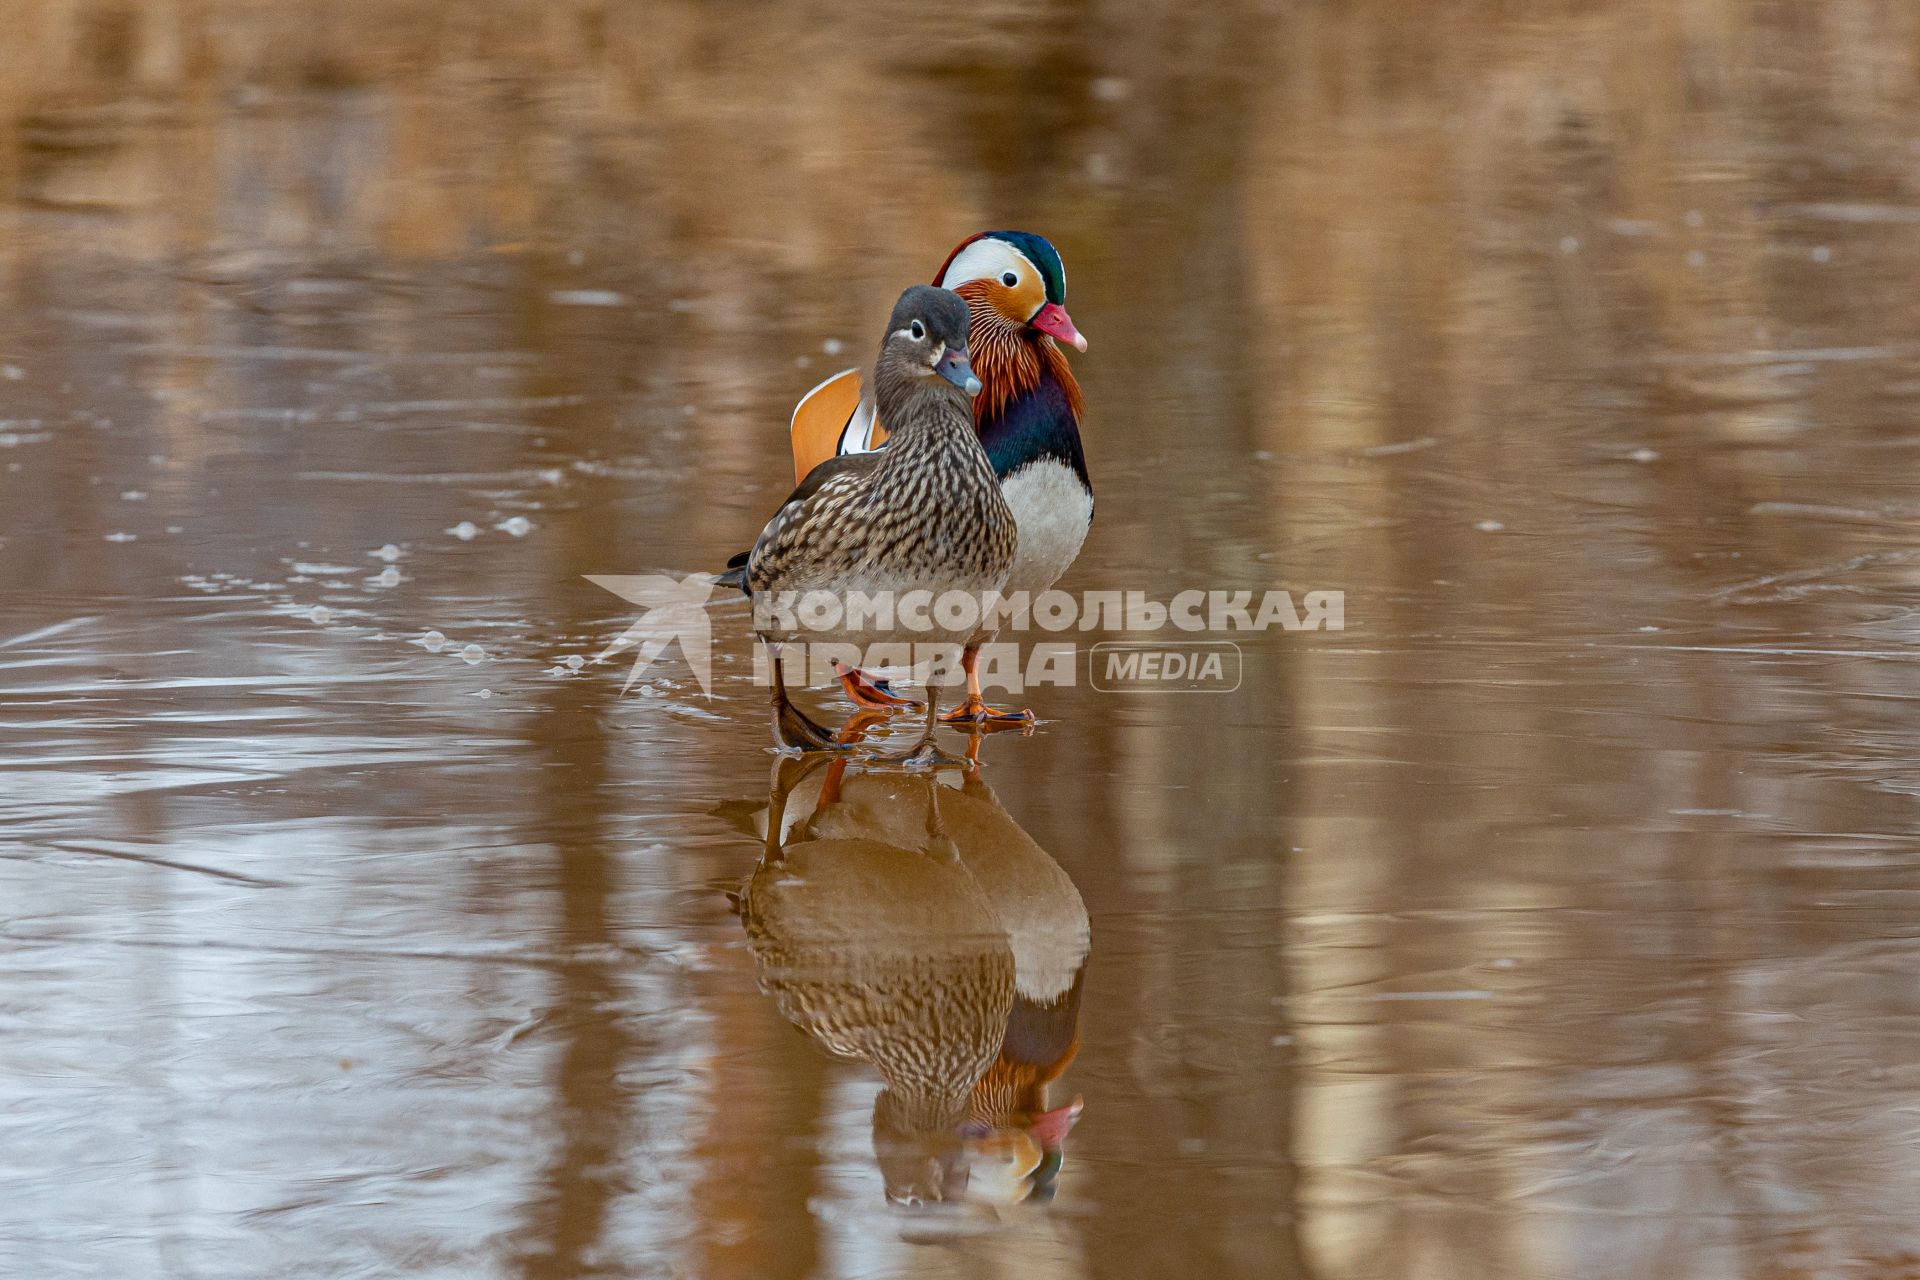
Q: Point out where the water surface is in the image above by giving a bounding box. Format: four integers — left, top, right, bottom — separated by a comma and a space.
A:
6, 3, 1920, 1277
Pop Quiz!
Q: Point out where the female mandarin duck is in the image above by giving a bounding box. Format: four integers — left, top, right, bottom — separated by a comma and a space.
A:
736, 285, 1017, 757
732, 750, 1085, 1206
804, 747, 1088, 1196
739, 756, 1019, 1207
786, 231, 1091, 723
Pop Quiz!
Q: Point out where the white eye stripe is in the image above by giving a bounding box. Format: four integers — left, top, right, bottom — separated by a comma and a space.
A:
937, 238, 1037, 290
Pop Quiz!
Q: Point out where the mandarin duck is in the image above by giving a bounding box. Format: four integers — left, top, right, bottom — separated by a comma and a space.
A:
783, 231, 1091, 724
795, 747, 1088, 1191
724, 738, 1089, 1203
939, 764, 1088, 1193
737, 756, 1031, 1206
727, 286, 1017, 758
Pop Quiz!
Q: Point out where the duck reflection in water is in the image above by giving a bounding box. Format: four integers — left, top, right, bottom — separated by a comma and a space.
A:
728, 735, 1088, 1208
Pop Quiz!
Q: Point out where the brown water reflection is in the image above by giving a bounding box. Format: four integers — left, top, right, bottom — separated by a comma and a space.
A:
7, 2, 1920, 1277
733, 750, 1089, 1211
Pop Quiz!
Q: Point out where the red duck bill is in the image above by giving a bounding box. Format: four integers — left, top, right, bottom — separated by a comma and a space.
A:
1030, 302, 1088, 352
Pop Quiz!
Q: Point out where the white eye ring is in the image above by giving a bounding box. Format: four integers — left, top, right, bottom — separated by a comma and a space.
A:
1000, 272, 1018, 287
910, 320, 925, 340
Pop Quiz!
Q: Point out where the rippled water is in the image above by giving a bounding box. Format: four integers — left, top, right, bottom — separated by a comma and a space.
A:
8, 3, 1920, 1277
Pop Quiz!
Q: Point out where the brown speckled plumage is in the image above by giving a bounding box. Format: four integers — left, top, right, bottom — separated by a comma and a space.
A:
746, 287, 1016, 651
742, 847, 1015, 1127
729, 757, 1084, 1201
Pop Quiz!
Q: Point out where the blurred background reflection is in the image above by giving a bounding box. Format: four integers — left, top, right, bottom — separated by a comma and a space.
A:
5, 2, 1920, 1277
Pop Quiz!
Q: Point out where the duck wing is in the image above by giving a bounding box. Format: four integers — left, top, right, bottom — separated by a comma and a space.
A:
789, 367, 889, 484
717, 450, 886, 595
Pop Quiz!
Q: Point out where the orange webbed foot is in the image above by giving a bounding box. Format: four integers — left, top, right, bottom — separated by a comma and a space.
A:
938, 696, 1036, 729
832, 709, 892, 745
834, 662, 918, 712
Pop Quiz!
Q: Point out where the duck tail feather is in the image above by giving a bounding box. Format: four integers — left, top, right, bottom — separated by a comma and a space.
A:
715, 550, 750, 595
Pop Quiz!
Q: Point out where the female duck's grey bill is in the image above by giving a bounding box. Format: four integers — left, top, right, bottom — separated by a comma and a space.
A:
937, 347, 983, 397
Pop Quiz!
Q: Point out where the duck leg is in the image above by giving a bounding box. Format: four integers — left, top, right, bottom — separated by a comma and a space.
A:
833, 660, 917, 711
919, 771, 960, 863
759, 754, 812, 864
938, 644, 1036, 725
768, 643, 852, 753
817, 711, 889, 805
897, 672, 967, 769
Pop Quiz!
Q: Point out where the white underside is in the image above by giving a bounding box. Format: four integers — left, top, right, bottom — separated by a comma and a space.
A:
1000, 459, 1093, 600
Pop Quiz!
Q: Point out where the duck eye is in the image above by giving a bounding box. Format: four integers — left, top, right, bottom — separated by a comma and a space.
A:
1000, 272, 1018, 287
910, 320, 925, 340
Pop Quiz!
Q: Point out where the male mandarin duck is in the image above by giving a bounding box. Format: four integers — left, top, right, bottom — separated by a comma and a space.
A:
786, 231, 1091, 724
731, 285, 1017, 758
939, 763, 1089, 1195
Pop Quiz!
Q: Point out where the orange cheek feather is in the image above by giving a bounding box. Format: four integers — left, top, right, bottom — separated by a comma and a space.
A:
998, 279, 1045, 324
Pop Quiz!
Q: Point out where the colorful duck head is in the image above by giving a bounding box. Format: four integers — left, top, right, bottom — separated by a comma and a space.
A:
934, 230, 1087, 354
785, 231, 1089, 486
